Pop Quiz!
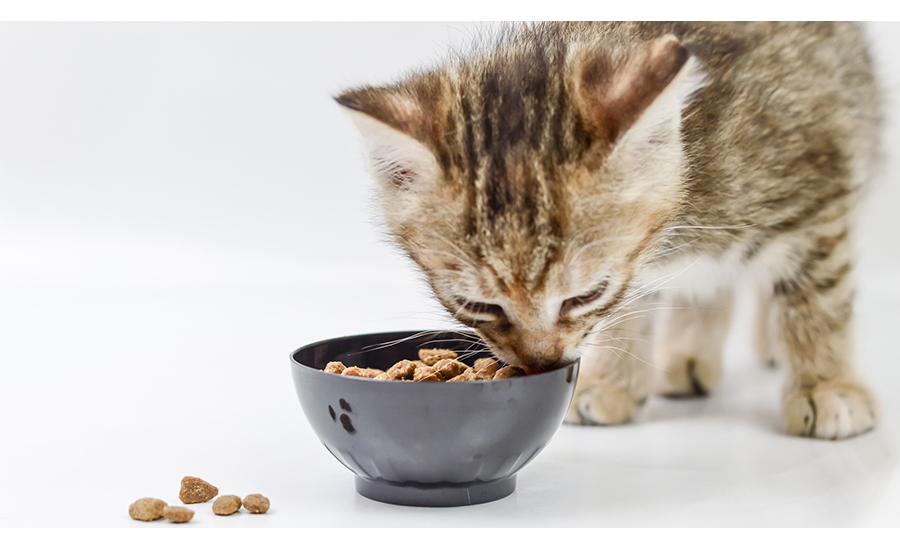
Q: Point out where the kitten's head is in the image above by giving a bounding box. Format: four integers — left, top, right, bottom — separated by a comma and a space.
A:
337, 27, 705, 372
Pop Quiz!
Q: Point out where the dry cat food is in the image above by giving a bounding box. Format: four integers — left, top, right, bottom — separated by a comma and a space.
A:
162, 505, 195, 523
179, 476, 219, 504
128, 497, 167, 521
129, 478, 270, 523
212, 494, 243, 516
418, 348, 458, 366
242, 493, 270, 514
329, 349, 526, 382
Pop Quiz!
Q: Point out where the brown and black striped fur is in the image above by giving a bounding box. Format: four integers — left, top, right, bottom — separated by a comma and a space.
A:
337, 22, 882, 439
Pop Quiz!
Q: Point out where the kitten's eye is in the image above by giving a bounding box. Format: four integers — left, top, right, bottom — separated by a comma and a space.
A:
453, 297, 507, 322
461, 301, 506, 319
559, 280, 609, 318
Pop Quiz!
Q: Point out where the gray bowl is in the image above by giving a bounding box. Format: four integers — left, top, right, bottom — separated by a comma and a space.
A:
290, 330, 579, 507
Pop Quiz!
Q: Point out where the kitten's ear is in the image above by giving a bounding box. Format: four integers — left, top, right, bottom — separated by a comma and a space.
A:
574, 34, 705, 149
335, 88, 441, 190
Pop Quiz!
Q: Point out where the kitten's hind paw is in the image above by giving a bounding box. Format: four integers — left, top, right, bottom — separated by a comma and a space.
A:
564, 379, 647, 426
783, 381, 880, 440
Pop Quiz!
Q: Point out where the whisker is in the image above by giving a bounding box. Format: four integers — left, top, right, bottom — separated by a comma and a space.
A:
603, 258, 704, 317
580, 342, 657, 369
358, 330, 448, 352
591, 334, 653, 346
592, 305, 690, 334
357, 330, 485, 353
651, 238, 703, 260
665, 223, 755, 231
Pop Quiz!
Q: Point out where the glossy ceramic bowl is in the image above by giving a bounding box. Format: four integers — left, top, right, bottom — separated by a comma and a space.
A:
290, 330, 579, 507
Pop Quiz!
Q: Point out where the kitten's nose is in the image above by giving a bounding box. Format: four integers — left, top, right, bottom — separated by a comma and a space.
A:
509, 332, 567, 373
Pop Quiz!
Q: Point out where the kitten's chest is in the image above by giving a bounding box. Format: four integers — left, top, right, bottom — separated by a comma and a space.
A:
637, 245, 748, 301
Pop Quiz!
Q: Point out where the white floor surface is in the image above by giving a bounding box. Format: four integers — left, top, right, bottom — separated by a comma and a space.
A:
0, 271, 898, 527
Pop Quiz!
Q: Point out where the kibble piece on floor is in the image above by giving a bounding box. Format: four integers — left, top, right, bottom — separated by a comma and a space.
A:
212, 494, 243, 516
128, 497, 167, 521
163, 505, 194, 523
242, 493, 270, 514
179, 476, 219, 504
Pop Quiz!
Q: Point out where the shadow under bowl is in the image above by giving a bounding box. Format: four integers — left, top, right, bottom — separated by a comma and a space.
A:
290, 330, 579, 507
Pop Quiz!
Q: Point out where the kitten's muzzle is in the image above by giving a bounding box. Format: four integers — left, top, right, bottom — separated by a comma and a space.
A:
479, 327, 574, 373
518, 346, 580, 374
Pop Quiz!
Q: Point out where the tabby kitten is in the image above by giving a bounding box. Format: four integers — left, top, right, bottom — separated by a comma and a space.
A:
336, 22, 881, 440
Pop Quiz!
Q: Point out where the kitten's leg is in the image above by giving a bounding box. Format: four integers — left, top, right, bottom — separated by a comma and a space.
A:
751, 283, 776, 367
771, 228, 880, 439
654, 288, 733, 397
565, 305, 654, 426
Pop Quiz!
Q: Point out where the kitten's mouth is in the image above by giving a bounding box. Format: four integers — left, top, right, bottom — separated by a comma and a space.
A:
490, 351, 574, 375
519, 361, 571, 376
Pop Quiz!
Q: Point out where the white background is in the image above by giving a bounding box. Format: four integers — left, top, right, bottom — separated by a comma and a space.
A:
1, 22, 898, 527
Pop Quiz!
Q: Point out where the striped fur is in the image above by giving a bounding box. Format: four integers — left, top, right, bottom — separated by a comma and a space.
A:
338, 22, 882, 439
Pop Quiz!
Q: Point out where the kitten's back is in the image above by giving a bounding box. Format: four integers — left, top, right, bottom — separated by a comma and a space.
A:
629, 22, 880, 252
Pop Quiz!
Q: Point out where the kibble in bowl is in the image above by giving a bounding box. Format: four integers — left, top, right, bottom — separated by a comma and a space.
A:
290, 330, 579, 508
331, 350, 525, 384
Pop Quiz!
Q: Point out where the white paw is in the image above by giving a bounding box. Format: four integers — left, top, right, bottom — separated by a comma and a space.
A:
564, 379, 646, 426
783, 381, 880, 440
657, 356, 721, 398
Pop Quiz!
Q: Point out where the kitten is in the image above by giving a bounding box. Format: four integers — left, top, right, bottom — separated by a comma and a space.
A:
336, 22, 882, 440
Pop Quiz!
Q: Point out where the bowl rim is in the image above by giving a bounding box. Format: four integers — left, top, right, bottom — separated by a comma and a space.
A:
289, 329, 579, 384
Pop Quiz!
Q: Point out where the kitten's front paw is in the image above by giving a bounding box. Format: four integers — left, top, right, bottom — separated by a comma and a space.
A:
564, 379, 647, 426
657, 356, 721, 398
783, 381, 880, 440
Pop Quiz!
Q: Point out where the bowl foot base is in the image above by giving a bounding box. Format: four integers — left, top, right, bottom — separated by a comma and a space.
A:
354, 475, 516, 507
